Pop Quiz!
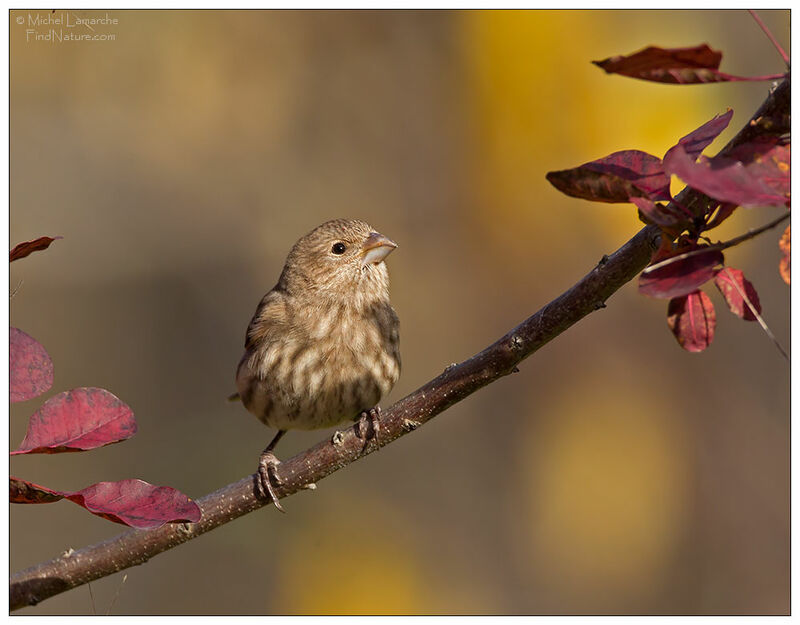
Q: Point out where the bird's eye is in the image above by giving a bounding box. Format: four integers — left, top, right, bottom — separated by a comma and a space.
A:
331, 242, 347, 255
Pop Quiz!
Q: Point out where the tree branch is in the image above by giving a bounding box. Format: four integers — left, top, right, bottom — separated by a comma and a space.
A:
8, 227, 660, 612
10, 76, 789, 612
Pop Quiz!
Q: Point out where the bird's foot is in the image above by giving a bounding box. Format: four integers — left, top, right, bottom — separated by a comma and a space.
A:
256, 450, 285, 513
356, 406, 382, 454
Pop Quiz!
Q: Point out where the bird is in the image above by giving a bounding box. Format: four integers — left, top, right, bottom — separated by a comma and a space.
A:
235, 218, 401, 511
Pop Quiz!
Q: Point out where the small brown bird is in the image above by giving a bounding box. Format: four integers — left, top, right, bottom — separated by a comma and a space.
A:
236, 218, 400, 510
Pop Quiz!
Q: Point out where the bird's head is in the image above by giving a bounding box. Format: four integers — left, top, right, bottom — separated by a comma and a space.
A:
279, 218, 397, 305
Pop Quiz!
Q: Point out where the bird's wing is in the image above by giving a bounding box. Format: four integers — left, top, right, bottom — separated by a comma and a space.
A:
244, 287, 289, 351
233, 288, 289, 414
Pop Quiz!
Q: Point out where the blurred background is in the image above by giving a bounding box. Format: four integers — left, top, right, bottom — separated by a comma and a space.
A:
10, 9, 789, 615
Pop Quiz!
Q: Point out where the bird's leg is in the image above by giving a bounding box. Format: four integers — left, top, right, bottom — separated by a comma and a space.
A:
256, 429, 287, 513
356, 406, 382, 454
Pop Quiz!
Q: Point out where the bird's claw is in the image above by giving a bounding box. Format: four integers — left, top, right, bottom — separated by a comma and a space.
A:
256, 451, 285, 513
357, 406, 382, 454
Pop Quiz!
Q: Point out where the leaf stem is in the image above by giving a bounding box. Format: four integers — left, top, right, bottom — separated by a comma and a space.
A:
748, 10, 789, 66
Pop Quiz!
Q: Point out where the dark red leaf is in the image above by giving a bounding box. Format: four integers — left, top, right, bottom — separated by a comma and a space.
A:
672, 109, 733, 160
11, 387, 137, 455
10, 477, 202, 529
10, 327, 54, 403
631, 197, 690, 231
714, 267, 762, 321
62, 480, 202, 529
667, 291, 716, 352
663, 145, 787, 207
10, 236, 62, 262
593, 44, 784, 84
546, 150, 670, 203
594, 44, 721, 74
10, 476, 63, 504
779, 225, 790, 285
639, 246, 724, 299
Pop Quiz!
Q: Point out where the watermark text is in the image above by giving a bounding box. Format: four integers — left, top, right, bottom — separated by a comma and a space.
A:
15, 11, 119, 44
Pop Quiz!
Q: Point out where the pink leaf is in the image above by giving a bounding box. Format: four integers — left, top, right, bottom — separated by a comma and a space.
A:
62, 480, 202, 529
10, 477, 202, 529
10, 476, 63, 504
672, 109, 733, 160
714, 267, 762, 321
667, 291, 716, 352
639, 247, 724, 299
663, 145, 787, 207
730, 140, 790, 198
10, 327, 54, 403
10, 236, 62, 262
593, 44, 785, 84
546, 150, 670, 203
11, 387, 137, 455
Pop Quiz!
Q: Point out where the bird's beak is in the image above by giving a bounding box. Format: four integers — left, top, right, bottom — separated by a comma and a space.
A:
361, 231, 397, 267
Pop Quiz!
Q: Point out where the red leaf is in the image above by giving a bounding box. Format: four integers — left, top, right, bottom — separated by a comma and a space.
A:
11, 387, 137, 455
672, 109, 733, 160
10, 477, 202, 529
593, 44, 784, 84
639, 246, 724, 299
667, 291, 716, 352
546, 150, 670, 203
595, 44, 721, 74
10, 327, 54, 403
730, 140, 790, 198
631, 197, 690, 231
663, 145, 787, 207
779, 225, 790, 285
10, 236, 62, 262
714, 267, 762, 321
10, 476, 63, 504
62, 480, 202, 529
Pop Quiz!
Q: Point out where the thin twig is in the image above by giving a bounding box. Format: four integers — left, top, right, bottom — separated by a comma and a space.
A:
720, 267, 789, 361
86, 582, 96, 616
748, 10, 790, 66
106, 574, 128, 616
642, 211, 790, 274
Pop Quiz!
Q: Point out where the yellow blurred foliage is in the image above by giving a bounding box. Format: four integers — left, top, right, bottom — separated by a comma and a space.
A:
275, 499, 431, 614
515, 367, 689, 605
459, 10, 728, 254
